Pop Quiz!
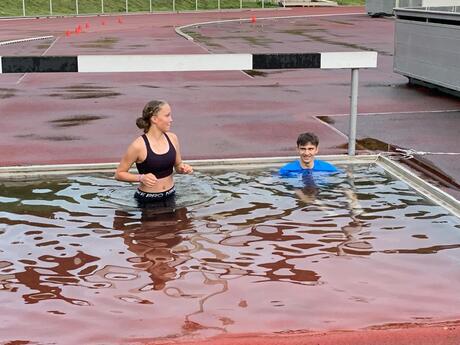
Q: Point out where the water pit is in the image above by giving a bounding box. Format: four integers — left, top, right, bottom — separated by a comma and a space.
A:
0, 155, 459, 345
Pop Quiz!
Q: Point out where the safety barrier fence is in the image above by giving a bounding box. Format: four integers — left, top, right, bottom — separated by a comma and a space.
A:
2, 0, 278, 18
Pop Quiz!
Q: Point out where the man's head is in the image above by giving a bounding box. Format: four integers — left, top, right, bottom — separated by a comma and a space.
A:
296, 132, 319, 168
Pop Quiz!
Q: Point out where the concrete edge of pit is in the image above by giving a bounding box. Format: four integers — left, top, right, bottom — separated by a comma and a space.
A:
376, 155, 460, 218
0, 154, 376, 178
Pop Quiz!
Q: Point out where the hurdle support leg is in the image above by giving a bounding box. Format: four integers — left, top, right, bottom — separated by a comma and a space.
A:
348, 68, 359, 156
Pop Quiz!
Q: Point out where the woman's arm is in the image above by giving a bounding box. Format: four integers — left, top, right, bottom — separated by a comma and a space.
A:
115, 141, 143, 182
169, 132, 193, 174
114, 138, 157, 187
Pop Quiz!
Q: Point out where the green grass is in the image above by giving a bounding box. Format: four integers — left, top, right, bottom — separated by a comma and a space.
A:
0, 0, 364, 17
0, 0, 279, 16
337, 0, 365, 4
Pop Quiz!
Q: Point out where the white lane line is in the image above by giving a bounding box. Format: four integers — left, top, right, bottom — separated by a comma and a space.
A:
16, 36, 61, 85
176, 12, 364, 40
42, 36, 60, 56
187, 32, 255, 80
16, 74, 27, 85
312, 115, 349, 139
0, 35, 53, 46
312, 109, 460, 149
314, 109, 460, 117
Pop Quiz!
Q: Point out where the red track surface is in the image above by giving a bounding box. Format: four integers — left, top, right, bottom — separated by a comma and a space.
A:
145, 322, 460, 345
1, 6, 459, 344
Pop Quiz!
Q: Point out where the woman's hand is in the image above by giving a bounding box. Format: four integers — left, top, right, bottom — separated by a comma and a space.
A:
176, 162, 193, 174
139, 173, 158, 187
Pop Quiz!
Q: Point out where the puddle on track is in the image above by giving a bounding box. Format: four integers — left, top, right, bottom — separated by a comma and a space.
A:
0, 166, 459, 344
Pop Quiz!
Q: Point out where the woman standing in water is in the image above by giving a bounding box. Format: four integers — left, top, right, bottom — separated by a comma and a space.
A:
115, 100, 193, 206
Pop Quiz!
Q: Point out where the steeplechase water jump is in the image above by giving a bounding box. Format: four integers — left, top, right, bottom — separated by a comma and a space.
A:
1, 3, 460, 345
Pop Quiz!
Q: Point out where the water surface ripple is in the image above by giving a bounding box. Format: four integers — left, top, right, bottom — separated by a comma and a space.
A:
0, 166, 459, 344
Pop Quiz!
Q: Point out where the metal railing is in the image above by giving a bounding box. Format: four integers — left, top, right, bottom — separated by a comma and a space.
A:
6, 0, 277, 17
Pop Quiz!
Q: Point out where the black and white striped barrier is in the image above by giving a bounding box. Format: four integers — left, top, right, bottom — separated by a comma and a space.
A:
0, 52, 377, 155
0, 52, 377, 73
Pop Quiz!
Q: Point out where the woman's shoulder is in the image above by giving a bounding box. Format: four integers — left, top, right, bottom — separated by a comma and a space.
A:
166, 131, 178, 139
130, 135, 146, 150
134, 134, 146, 143
165, 131, 178, 142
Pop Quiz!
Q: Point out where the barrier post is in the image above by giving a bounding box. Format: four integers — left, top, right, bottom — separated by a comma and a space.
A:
348, 68, 359, 156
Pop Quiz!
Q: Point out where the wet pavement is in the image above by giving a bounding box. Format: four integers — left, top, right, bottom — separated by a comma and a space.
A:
1, 8, 459, 199
331, 110, 460, 200
147, 323, 460, 345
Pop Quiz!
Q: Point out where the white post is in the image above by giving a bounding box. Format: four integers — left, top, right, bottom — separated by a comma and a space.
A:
22, 0, 26, 16
218, 0, 221, 10
101, 0, 104, 13
50, 0, 53, 15
173, 0, 175, 11
262, 0, 264, 9
76, 0, 79, 15
240, 0, 243, 9
348, 68, 359, 156
196, 0, 198, 11
150, 0, 152, 12
126, 0, 128, 12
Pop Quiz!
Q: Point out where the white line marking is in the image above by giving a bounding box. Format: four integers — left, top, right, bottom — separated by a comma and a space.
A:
314, 109, 460, 117
176, 12, 364, 40
16, 74, 27, 85
0, 35, 54, 46
312, 115, 349, 139
42, 36, 60, 56
11, 36, 59, 84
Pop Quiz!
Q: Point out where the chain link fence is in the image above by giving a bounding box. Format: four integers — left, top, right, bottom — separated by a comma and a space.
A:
2, 0, 279, 17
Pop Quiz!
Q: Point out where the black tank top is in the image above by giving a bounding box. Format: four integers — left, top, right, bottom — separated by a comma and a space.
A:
136, 133, 176, 178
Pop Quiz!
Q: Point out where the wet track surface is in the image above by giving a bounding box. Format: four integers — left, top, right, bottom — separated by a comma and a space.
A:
1, 8, 459, 201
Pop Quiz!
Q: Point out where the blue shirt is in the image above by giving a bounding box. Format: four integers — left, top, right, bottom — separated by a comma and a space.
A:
279, 159, 339, 177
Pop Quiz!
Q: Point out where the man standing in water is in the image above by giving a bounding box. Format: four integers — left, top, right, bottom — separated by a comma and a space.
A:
279, 132, 339, 204
279, 132, 338, 176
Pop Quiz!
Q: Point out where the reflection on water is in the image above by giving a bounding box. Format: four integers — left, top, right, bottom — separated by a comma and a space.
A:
0, 166, 459, 344
98, 173, 216, 210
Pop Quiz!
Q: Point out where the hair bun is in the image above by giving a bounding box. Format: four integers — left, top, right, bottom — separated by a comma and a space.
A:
136, 117, 147, 129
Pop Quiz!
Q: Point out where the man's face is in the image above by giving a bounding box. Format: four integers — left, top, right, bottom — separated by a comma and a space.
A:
297, 142, 319, 166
